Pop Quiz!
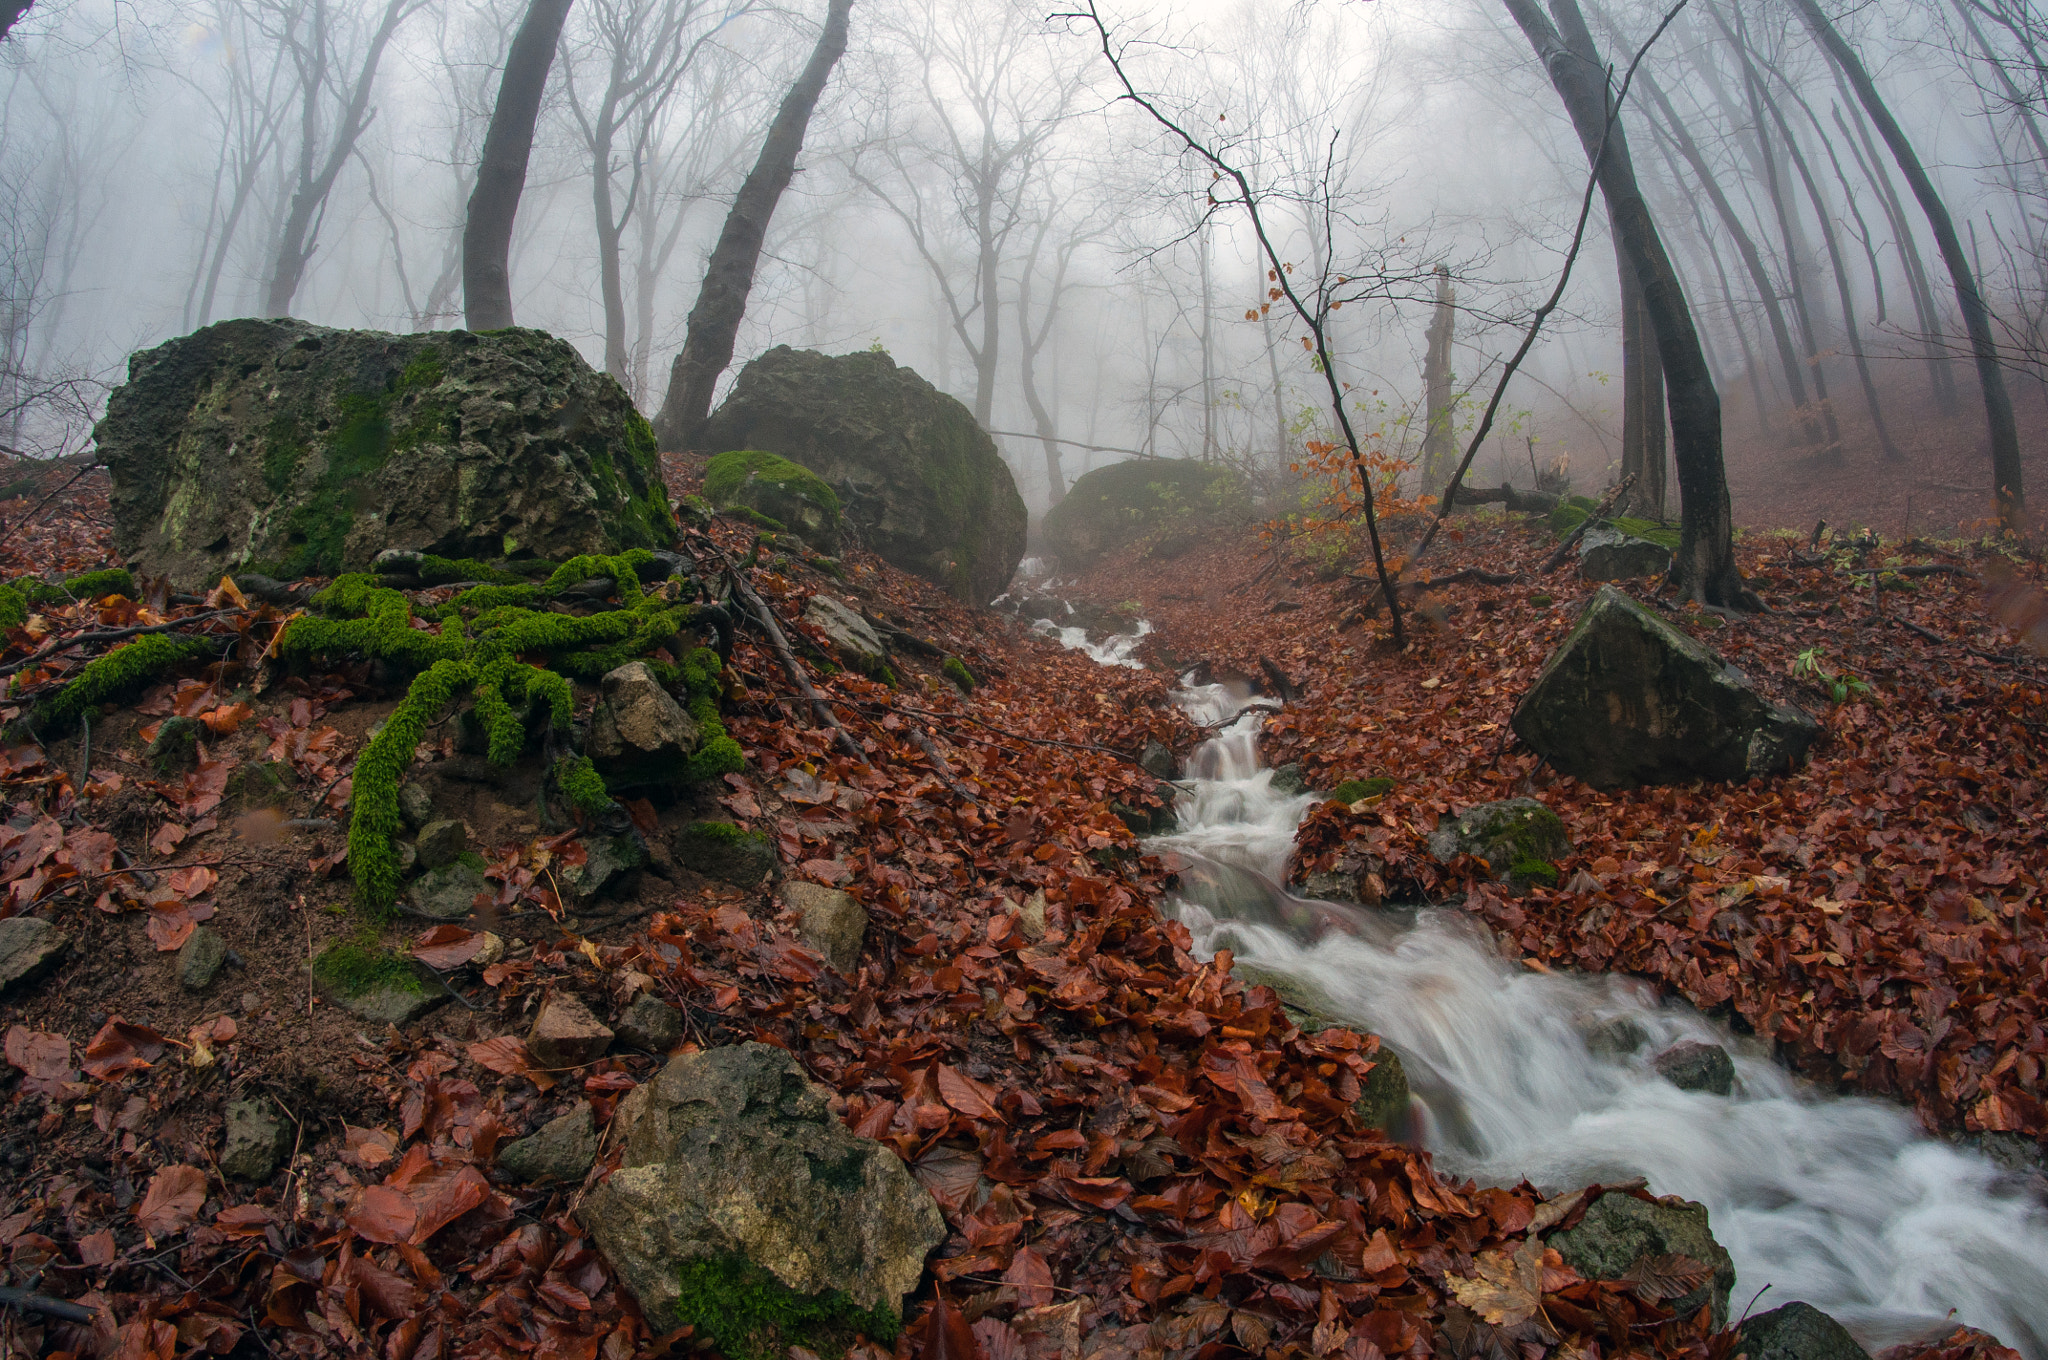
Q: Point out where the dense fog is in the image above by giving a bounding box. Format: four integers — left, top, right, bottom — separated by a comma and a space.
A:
3, 0, 2043, 523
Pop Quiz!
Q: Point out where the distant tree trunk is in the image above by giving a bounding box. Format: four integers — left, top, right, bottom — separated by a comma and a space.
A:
1263, 308, 1289, 472
464, 0, 574, 332
1617, 255, 1667, 515
656, 0, 853, 446
1505, 0, 1751, 607
1421, 263, 1456, 494
1017, 216, 1074, 505
0, 0, 33, 43
1198, 217, 1217, 460
1793, 0, 2026, 530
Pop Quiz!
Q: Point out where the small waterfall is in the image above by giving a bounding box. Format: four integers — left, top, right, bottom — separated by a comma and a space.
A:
1037, 622, 2048, 1359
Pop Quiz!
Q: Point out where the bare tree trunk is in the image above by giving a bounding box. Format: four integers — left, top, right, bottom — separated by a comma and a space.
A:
1793, 0, 2026, 530
1618, 251, 1667, 514
1198, 216, 1216, 460
1421, 263, 1456, 493
1263, 307, 1289, 473
1506, 0, 1750, 607
657, 0, 851, 442
1016, 216, 1074, 505
464, 0, 573, 332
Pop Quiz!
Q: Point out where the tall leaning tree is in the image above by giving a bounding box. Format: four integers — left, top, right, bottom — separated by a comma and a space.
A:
1788, 0, 2026, 534
1504, 0, 1752, 608
463, 0, 577, 332
653, 0, 854, 447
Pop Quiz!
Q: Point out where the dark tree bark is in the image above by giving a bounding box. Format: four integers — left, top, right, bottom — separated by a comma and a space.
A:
1792, 0, 2026, 531
1617, 252, 1667, 514
655, 0, 853, 447
1421, 264, 1457, 493
0, 0, 33, 42
1505, 0, 1752, 607
463, 0, 575, 332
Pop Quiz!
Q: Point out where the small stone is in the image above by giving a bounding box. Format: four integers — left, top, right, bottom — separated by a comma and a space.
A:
614, 993, 683, 1052
1584, 1016, 1648, 1058
240, 991, 263, 1014
804, 596, 889, 674
176, 926, 230, 991
1577, 525, 1673, 582
1018, 890, 1048, 942
409, 861, 490, 919
589, 661, 699, 791
398, 782, 435, 830
497, 1101, 599, 1184
220, 1098, 289, 1181
1551, 1190, 1735, 1329
1140, 739, 1179, 780
1653, 1040, 1735, 1096
1268, 762, 1310, 797
329, 983, 443, 1026
396, 840, 418, 877
675, 821, 776, 887
560, 833, 645, 904
415, 819, 470, 870
0, 916, 69, 996
782, 882, 868, 974
527, 995, 613, 1071
472, 932, 507, 969
1352, 1047, 1410, 1136
146, 715, 203, 773
1737, 1302, 1871, 1360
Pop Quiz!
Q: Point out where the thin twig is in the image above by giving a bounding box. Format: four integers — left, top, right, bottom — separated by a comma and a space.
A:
0, 610, 237, 679
0, 1284, 95, 1324
720, 562, 867, 765
0, 458, 101, 547
905, 723, 982, 802
1539, 474, 1638, 574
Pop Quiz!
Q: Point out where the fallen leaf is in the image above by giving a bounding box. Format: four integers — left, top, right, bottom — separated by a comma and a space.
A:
135, 1164, 208, 1238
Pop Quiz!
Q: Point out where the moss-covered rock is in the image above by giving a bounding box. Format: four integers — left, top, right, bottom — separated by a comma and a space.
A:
677, 821, 775, 886
705, 450, 842, 555
1549, 1190, 1735, 1330
96, 319, 675, 588
1041, 458, 1252, 570
1327, 777, 1394, 805
1427, 798, 1570, 886
695, 347, 1025, 604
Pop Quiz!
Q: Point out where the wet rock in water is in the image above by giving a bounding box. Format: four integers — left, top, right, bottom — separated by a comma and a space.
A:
1040, 458, 1252, 571
1583, 1015, 1648, 1058
0, 916, 69, 995
614, 993, 683, 1052
703, 450, 843, 554
1234, 962, 1338, 1033
1111, 793, 1177, 836
527, 995, 613, 1071
1353, 1047, 1411, 1136
804, 596, 888, 675
578, 1042, 947, 1337
782, 882, 867, 975
1577, 525, 1672, 582
1737, 1303, 1872, 1360
498, 1101, 599, 1184
177, 926, 230, 991
676, 821, 775, 887
1549, 1190, 1735, 1329
1268, 762, 1310, 797
589, 661, 700, 791
97, 319, 675, 589
1653, 1040, 1734, 1096
146, 715, 203, 773
695, 346, 1026, 604
559, 832, 645, 904
414, 819, 470, 870
1511, 585, 1820, 789
409, 860, 490, 918
1141, 739, 1180, 780
1428, 798, 1570, 887
398, 781, 435, 830
220, 1099, 290, 1181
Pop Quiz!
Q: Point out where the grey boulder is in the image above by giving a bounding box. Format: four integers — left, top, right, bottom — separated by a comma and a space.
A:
176, 925, 230, 991
1549, 1189, 1735, 1329
1511, 586, 1820, 789
1738, 1302, 1872, 1360
614, 993, 683, 1052
694, 347, 1026, 604
96, 319, 674, 589
221, 1098, 290, 1181
578, 1041, 946, 1332
589, 661, 699, 790
1653, 1040, 1735, 1096
498, 1101, 600, 1184
1578, 525, 1672, 582
804, 596, 888, 676
409, 860, 490, 919
1428, 798, 1570, 884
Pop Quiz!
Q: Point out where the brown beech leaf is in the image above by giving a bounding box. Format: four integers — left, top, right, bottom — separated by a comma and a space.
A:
1001, 1245, 1054, 1310
913, 1292, 984, 1360
4, 1025, 75, 1095
1619, 1253, 1712, 1303
935, 1063, 1003, 1121
135, 1164, 208, 1238
82, 1017, 166, 1080
1447, 1239, 1554, 1337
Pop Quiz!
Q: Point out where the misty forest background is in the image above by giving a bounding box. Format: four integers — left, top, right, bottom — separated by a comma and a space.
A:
3, 0, 2046, 537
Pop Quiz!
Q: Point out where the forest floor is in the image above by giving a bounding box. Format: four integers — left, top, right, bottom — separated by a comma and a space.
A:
0, 456, 2042, 1360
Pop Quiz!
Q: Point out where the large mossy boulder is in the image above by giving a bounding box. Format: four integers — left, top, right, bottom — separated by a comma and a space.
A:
705, 449, 842, 553
96, 319, 675, 588
579, 1042, 945, 1350
1041, 458, 1252, 569
1511, 585, 1820, 789
694, 347, 1025, 604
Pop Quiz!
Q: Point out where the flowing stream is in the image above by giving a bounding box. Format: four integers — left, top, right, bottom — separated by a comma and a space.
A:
1049, 625, 2048, 1358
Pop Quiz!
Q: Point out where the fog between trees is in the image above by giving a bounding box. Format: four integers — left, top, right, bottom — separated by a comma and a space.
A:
3, 0, 2044, 532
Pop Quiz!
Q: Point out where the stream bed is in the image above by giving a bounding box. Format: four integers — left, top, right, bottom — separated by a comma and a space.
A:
1047, 624, 2048, 1359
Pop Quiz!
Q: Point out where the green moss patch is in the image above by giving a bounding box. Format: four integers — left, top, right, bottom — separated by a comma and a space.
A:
679, 820, 768, 849
670, 1252, 900, 1360
312, 931, 424, 998
941, 657, 976, 693
1329, 777, 1395, 804
1549, 497, 1680, 550
705, 450, 842, 520
14, 634, 214, 737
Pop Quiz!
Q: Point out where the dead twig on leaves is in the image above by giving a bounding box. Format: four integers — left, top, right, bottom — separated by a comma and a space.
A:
0, 457, 102, 548
0, 1284, 96, 1324
716, 558, 867, 765
0, 610, 239, 680
905, 724, 981, 802
1539, 475, 1637, 575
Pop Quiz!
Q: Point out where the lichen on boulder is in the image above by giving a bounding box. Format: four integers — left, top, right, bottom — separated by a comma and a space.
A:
96, 319, 675, 589
694, 347, 1026, 604
578, 1042, 945, 1351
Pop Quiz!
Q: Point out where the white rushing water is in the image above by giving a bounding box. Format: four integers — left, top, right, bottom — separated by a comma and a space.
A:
1037, 615, 2048, 1359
